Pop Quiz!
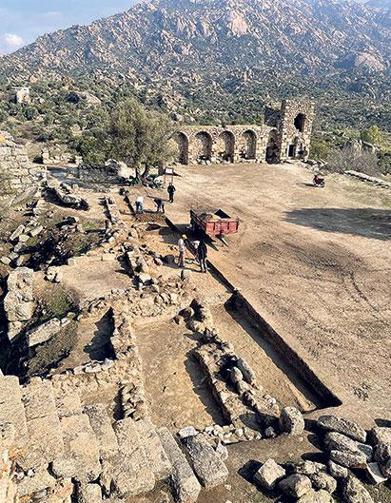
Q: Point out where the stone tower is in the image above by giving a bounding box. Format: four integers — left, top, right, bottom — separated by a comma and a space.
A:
278, 99, 316, 162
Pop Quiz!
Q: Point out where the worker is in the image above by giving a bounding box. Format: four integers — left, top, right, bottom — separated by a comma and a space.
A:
178, 234, 187, 268
154, 197, 165, 213
167, 183, 176, 203
135, 195, 144, 213
197, 238, 208, 273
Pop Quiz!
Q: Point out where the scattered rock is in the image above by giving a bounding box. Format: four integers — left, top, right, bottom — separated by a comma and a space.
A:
279, 474, 312, 498
310, 472, 337, 494
279, 406, 305, 435
328, 460, 348, 479
298, 488, 334, 502
341, 475, 374, 503
178, 427, 198, 440
370, 427, 391, 447
317, 415, 366, 442
324, 431, 372, 460
329, 450, 367, 469
254, 458, 286, 490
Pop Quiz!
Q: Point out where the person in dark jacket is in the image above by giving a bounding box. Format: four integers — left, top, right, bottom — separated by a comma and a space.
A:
167, 183, 176, 203
197, 238, 208, 273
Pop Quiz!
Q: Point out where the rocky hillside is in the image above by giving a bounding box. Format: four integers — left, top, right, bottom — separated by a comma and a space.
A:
0, 0, 389, 80
0, 0, 390, 130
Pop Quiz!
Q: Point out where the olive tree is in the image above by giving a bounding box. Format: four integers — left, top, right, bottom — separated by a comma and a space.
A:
79, 99, 175, 178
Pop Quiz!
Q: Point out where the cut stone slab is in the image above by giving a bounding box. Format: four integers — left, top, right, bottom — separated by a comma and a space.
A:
0, 375, 28, 447
26, 318, 62, 348
317, 415, 366, 442
52, 414, 101, 483
279, 474, 312, 498
182, 434, 229, 488
178, 426, 198, 440
279, 406, 305, 435
342, 475, 374, 503
330, 450, 367, 469
254, 458, 286, 489
158, 427, 201, 503
100, 418, 155, 498
16, 468, 56, 498
54, 388, 83, 418
324, 431, 373, 460
84, 404, 118, 460
134, 418, 171, 481
366, 462, 388, 484
76, 483, 103, 503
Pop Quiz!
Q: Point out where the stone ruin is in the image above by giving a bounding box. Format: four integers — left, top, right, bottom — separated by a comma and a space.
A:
0, 131, 44, 209
173, 99, 315, 165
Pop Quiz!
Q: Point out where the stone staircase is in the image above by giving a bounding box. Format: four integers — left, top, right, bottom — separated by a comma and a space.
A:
0, 373, 194, 502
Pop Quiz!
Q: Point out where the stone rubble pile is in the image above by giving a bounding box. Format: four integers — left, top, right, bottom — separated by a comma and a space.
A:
250, 415, 391, 502
46, 181, 89, 210
182, 301, 303, 441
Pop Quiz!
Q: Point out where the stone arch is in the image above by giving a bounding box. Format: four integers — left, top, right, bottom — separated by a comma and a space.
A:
266, 129, 279, 164
216, 130, 235, 162
239, 130, 257, 160
194, 131, 213, 161
294, 113, 306, 133
174, 132, 189, 165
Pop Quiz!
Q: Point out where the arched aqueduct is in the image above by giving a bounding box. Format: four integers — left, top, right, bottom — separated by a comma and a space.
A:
172, 100, 316, 165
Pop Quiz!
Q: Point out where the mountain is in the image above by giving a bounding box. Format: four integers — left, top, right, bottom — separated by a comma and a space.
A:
0, 0, 390, 129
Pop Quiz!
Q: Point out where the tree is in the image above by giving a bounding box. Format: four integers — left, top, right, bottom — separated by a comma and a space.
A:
360, 125, 383, 146
326, 145, 379, 176
79, 99, 175, 178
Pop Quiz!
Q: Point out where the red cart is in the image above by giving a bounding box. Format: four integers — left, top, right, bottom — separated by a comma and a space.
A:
190, 209, 240, 242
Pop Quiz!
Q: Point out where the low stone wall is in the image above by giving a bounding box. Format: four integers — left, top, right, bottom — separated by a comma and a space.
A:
345, 170, 391, 189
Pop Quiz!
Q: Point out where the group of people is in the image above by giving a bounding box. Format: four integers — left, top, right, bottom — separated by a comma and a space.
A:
178, 234, 208, 273
135, 183, 176, 214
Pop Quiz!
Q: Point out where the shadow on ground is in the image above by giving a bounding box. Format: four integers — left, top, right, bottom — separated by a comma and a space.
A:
285, 208, 391, 240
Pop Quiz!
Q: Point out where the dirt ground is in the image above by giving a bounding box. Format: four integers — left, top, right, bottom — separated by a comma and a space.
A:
153, 162, 391, 423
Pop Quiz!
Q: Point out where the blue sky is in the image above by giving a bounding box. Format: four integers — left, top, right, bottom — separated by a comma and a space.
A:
0, 0, 137, 54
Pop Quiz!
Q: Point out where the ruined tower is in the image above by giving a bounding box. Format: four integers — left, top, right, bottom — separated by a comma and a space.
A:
277, 99, 316, 162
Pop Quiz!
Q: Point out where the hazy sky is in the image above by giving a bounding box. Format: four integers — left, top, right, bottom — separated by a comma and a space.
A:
0, 0, 137, 54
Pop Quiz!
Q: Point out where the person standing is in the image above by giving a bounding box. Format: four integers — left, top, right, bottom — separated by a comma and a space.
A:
135, 195, 144, 213
197, 238, 208, 273
168, 183, 176, 203
178, 234, 187, 268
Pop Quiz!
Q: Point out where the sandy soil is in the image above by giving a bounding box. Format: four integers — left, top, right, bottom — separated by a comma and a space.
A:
159, 162, 391, 421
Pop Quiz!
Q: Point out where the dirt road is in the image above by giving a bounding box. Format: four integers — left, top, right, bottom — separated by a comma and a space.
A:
165, 162, 391, 421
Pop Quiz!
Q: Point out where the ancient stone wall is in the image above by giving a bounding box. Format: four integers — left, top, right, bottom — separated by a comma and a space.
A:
174, 99, 315, 166
173, 125, 272, 165
0, 131, 44, 209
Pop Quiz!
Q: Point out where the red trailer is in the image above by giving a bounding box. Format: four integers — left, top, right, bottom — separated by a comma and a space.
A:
190, 209, 240, 241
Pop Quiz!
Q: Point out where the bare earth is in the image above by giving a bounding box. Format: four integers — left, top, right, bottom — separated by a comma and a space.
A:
161, 162, 391, 422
